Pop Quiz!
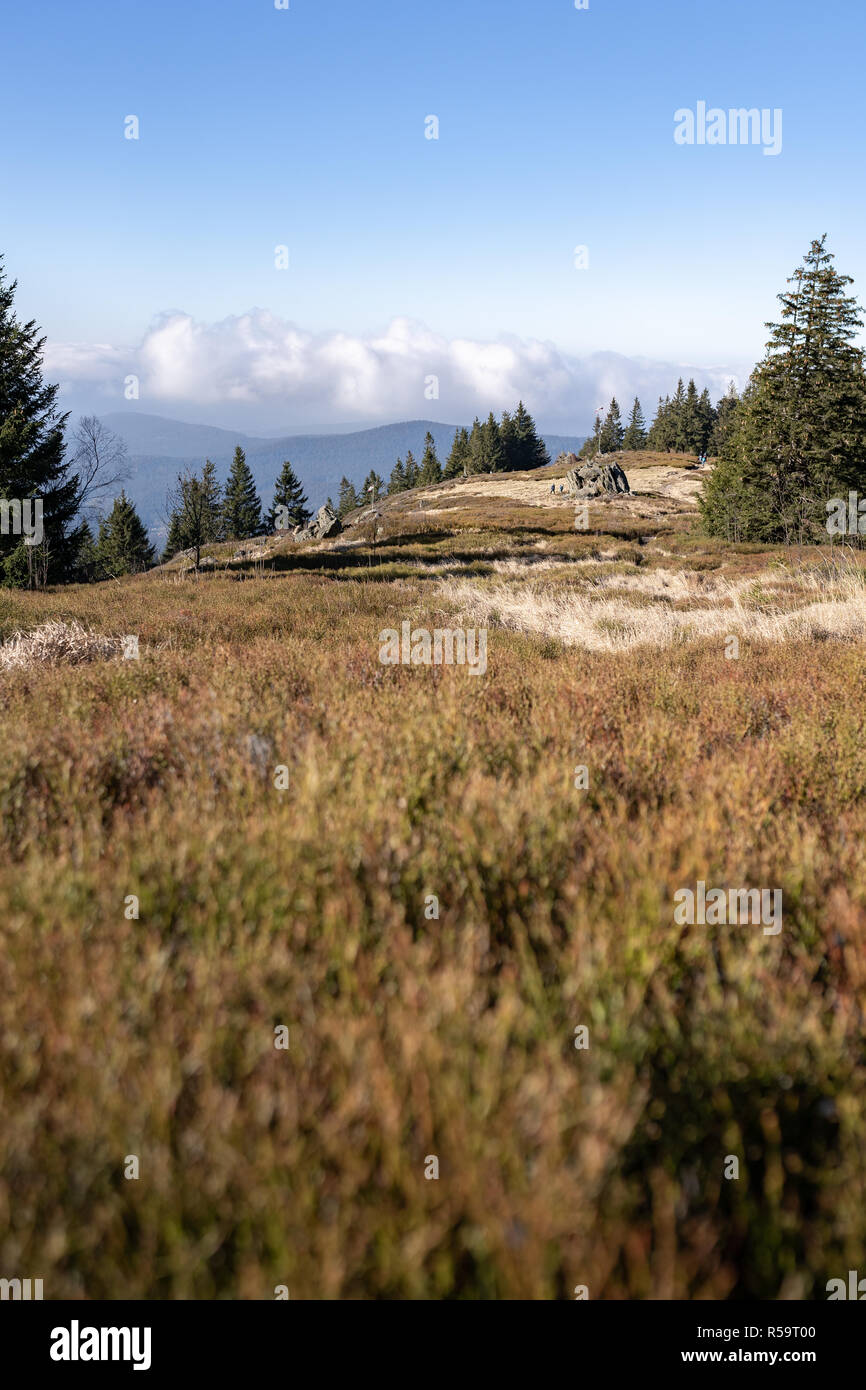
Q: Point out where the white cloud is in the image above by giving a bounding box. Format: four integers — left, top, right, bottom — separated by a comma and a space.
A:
44, 309, 749, 431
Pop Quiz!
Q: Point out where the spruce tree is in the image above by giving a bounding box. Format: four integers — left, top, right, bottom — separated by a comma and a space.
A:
579, 413, 603, 459
0, 257, 83, 586
466, 418, 485, 473
267, 459, 310, 532
222, 446, 263, 540
418, 432, 442, 485
511, 401, 550, 470
361, 469, 384, 502
403, 451, 419, 489
709, 383, 739, 457
480, 412, 504, 471
599, 398, 625, 453
622, 397, 648, 450
337, 475, 360, 516
201, 459, 224, 542
444, 427, 471, 478
702, 236, 866, 543
388, 457, 407, 495
93, 491, 155, 576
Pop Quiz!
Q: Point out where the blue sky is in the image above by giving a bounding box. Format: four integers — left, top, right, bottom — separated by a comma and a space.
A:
2, 0, 864, 431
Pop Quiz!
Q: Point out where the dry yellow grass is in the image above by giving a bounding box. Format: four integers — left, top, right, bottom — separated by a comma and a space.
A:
1, 502, 865, 1301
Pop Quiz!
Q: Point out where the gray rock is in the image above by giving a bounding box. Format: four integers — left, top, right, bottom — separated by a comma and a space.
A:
561, 451, 630, 499
294, 504, 343, 542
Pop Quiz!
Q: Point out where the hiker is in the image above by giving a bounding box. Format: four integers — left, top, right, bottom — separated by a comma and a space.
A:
550, 483, 556, 493
559, 484, 565, 493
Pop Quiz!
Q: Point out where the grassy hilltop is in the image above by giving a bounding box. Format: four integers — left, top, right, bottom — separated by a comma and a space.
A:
2, 454, 866, 1299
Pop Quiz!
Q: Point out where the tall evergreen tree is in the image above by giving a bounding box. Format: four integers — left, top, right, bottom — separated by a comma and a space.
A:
361, 469, 384, 502
480, 412, 504, 472
708, 382, 739, 457
444, 426, 471, 478
579, 413, 603, 459
267, 459, 310, 532
222, 446, 263, 540
201, 459, 224, 542
599, 397, 625, 453
702, 236, 866, 543
622, 397, 648, 450
511, 401, 550, 470
403, 451, 419, 489
418, 432, 442, 485
388, 457, 408, 495
0, 257, 83, 586
466, 418, 485, 473
337, 475, 360, 517
93, 491, 155, 576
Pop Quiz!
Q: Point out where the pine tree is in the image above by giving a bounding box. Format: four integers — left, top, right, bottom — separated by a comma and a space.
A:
668, 379, 688, 452
93, 491, 155, 576
0, 257, 83, 586
221, 446, 263, 540
622, 397, 648, 450
696, 387, 717, 455
418, 431, 442, 485
599, 398, 625, 453
387, 457, 408, 495
511, 401, 550, 470
162, 509, 187, 562
702, 236, 866, 543
444, 427, 471, 478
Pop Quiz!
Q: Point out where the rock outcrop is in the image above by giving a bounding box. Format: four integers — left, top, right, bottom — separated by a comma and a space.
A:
561, 452, 630, 498
293, 504, 343, 542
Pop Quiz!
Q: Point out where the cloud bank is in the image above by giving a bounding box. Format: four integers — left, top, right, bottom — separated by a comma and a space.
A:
45, 310, 750, 433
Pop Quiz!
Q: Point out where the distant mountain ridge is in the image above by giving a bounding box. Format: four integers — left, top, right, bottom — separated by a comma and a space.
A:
100, 413, 588, 534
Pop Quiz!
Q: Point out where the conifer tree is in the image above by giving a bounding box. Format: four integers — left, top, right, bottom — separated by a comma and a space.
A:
0, 257, 83, 586
418, 432, 442, 485
702, 236, 866, 543
222, 446, 263, 540
511, 401, 550, 470
267, 459, 310, 532
708, 382, 739, 457
466, 418, 485, 473
361, 469, 384, 502
201, 459, 224, 541
599, 397, 625, 453
480, 412, 504, 471
579, 413, 603, 459
403, 451, 419, 489
622, 397, 648, 450
337, 475, 360, 517
388, 457, 408, 494
93, 491, 155, 576
444, 427, 471, 478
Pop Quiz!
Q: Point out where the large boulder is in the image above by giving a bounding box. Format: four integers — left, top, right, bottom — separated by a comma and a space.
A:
562, 452, 630, 499
293, 504, 343, 542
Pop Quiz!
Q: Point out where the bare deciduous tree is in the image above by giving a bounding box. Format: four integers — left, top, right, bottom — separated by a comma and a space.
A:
69, 415, 131, 520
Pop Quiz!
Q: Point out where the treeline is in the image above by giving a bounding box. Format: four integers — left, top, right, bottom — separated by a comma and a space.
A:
328, 403, 551, 518
162, 453, 310, 564
580, 383, 739, 460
